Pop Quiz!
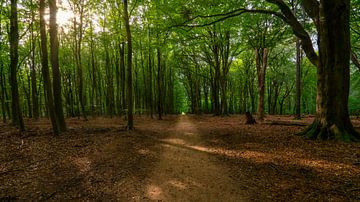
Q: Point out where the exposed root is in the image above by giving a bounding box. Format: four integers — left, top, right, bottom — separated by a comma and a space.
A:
298, 120, 360, 142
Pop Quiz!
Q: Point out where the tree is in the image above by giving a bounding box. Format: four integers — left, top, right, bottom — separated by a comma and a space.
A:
123, 0, 134, 130
29, 0, 39, 120
267, 0, 359, 141
49, 0, 67, 131
69, 0, 87, 120
40, 0, 59, 135
9, 0, 25, 131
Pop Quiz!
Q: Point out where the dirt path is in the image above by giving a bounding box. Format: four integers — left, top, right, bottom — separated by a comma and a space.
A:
143, 116, 246, 201
1, 115, 359, 201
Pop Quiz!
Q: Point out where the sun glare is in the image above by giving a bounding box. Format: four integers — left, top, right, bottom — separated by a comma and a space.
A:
57, 8, 74, 27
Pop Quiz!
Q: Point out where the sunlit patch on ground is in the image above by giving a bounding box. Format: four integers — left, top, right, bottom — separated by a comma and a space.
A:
72, 157, 91, 173
147, 184, 164, 200
168, 179, 187, 190
137, 148, 150, 155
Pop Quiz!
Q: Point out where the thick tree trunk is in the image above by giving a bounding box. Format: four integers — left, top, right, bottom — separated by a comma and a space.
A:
300, 0, 359, 141
49, 0, 66, 131
255, 48, 268, 120
9, 0, 25, 131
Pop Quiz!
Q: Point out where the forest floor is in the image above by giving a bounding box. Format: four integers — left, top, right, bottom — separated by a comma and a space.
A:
1, 115, 360, 201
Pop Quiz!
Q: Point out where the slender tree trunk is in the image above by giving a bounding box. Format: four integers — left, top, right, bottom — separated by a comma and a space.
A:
300, 0, 359, 141
214, 51, 221, 115
204, 81, 209, 113
115, 43, 121, 115
30, 0, 39, 120
123, 0, 133, 129
49, 0, 66, 131
140, 38, 147, 114
157, 47, 163, 120
0, 7, 7, 122
148, 51, 153, 118
9, 0, 24, 131
90, 22, 97, 115
0, 64, 6, 122
294, 39, 302, 119
120, 42, 126, 114
40, 0, 59, 135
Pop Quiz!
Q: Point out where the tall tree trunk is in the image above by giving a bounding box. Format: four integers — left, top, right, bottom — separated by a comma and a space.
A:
148, 51, 153, 118
300, 0, 359, 141
214, 51, 221, 115
40, 0, 59, 135
157, 46, 162, 120
0, 6, 7, 123
90, 22, 97, 115
204, 81, 209, 113
120, 42, 126, 114
123, 0, 133, 129
115, 42, 121, 115
9, 0, 24, 131
294, 39, 302, 119
0, 63, 6, 122
49, 0, 66, 131
255, 48, 268, 120
30, 0, 39, 120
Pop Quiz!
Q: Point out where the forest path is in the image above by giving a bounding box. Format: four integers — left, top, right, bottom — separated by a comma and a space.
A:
142, 115, 246, 201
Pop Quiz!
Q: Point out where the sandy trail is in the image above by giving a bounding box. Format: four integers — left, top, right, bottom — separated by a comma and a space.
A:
143, 116, 246, 201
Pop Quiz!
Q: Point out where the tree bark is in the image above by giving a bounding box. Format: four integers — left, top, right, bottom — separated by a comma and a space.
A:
30, 0, 39, 120
49, 0, 66, 131
0, 6, 7, 122
40, 0, 59, 135
255, 48, 268, 120
157, 46, 163, 120
298, 0, 359, 141
294, 39, 302, 119
9, 0, 25, 131
123, 0, 134, 130
120, 42, 126, 114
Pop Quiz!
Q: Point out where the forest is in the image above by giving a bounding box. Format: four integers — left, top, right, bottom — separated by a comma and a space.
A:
1, 0, 360, 201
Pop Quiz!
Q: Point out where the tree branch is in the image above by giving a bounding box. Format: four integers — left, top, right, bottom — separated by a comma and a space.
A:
301, 0, 320, 21
351, 49, 360, 71
266, 0, 319, 67
171, 8, 287, 29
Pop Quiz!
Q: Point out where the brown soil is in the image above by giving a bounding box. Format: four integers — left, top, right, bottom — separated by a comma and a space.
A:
1, 115, 359, 201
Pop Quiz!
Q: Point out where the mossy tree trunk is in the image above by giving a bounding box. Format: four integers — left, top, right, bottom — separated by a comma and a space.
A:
300, 0, 359, 141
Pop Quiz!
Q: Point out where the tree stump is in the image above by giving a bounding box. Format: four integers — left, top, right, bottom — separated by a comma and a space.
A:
245, 111, 256, 124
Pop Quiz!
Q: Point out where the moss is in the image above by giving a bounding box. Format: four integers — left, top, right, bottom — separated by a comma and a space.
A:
298, 120, 359, 142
